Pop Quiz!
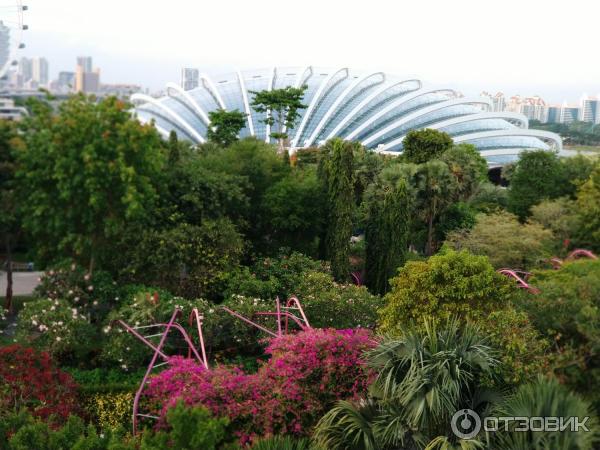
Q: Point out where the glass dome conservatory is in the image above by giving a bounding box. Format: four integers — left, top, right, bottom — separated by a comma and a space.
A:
132, 67, 561, 163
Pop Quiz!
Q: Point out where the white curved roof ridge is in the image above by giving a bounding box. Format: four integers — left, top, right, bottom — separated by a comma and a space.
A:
133, 67, 561, 160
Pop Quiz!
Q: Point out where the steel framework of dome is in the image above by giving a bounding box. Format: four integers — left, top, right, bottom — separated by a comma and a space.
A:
132, 67, 562, 164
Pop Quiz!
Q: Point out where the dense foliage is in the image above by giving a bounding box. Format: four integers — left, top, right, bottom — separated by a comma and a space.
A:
0, 345, 79, 423
445, 211, 554, 269
2, 92, 600, 447
144, 329, 374, 445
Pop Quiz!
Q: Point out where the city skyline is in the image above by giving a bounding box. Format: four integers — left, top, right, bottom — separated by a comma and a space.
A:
12, 0, 600, 103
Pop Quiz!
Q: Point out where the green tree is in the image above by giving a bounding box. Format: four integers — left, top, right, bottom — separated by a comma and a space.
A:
445, 211, 554, 269
16, 95, 165, 272
124, 219, 244, 299
198, 137, 288, 250
261, 167, 326, 255
530, 197, 580, 247
441, 143, 488, 202
0, 120, 22, 311
250, 85, 308, 152
575, 164, 600, 251
415, 160, 456, 255
364, 166, 413, 295
320, 138, 355, 281
507, 150, 563, 219
378, 249, 514, 333
167, 130, 180, 165
313, 320, 498, 450
558, 154, 596, 198
402, 128, 453, 164
516, 259, 600, 411
206, 108, 247, 147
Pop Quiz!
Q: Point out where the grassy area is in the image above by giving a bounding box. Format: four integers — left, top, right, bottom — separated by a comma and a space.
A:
564, 145, 600, 153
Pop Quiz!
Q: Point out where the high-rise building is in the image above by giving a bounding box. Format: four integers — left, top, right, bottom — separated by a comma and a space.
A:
31, 57, 49, 86
18, 57, 32, 84
560, 102, 579, 124
77, 56, 93, 73
181, 68, 199, 90
57, 71, 75, 92
547, 106, 562, 123
579, 95, 600, 124
481, 91, 506, 112
75, 57, 100, 93
0, 21, 10, 77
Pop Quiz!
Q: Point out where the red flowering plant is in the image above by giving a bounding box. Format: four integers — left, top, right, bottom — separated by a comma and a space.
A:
0, 344, 79, 423
143, 328, 375, 445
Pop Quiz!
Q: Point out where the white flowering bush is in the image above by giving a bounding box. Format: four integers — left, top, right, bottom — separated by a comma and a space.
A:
34, 262, 120, 324
15, 297, 98, 362
102, 287, 277, 369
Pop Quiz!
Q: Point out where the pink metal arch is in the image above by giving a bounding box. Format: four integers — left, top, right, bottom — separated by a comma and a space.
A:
497, 268, 540, 294
117, 308, 209, 434
221, 296, 311, 337
549, 248, 597, 269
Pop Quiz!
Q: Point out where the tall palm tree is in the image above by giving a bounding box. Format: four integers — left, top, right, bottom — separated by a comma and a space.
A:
313, 319, 500, 449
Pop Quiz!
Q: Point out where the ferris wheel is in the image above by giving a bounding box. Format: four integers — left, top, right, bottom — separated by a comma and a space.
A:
0, 0, 27, 80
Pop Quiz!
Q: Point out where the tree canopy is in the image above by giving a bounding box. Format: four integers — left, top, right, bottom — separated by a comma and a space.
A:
250, 85, 307, 151
402, 128, 453, 164
16, 95, 166, 271
206, 108, 247, 147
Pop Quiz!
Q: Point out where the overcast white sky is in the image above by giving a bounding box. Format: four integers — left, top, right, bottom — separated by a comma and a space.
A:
16, 0, 600, 103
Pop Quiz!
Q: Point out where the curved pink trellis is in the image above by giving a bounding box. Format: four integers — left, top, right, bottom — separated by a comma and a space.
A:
350, 271, 363, 286
118, 296, 312, 434
221, 296, 311, 337
116, 308, 208, 434
550, 248, 597, 269
497, 268, 540, 294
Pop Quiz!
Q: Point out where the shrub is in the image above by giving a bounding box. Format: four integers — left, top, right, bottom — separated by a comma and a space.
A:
445, 211, 554, 269
293, 271, 383, 329
516, 259, 600, 411
34, 263, 120, 324
378, 249, 514, 333
139, 401, 235, 450
4, 413, 135, 450
144, 328, 375, 444
224, 250, 327, 301
83, 392, 134, 430
492, 376, 599, 449
483, 308, 549, 385
250, 435, 312, 449
0, 345, 79, 423
15, 298, 98, 362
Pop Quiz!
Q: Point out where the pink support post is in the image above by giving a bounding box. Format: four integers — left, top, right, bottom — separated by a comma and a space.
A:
275, 296, 282, 337
286, 296, 311, 329
189, 308, 209, 370
131, 308, 180, 434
